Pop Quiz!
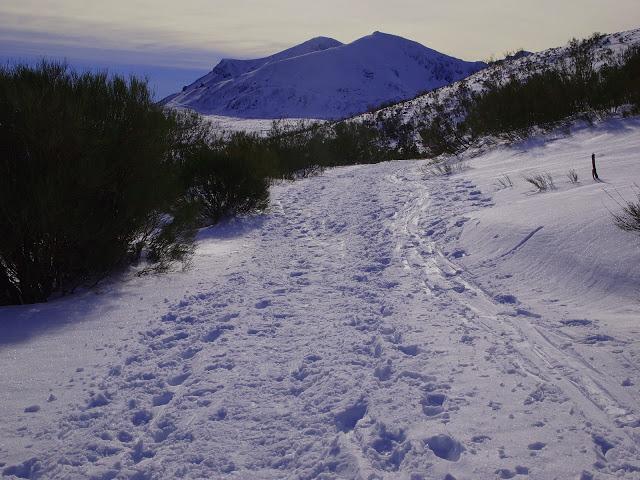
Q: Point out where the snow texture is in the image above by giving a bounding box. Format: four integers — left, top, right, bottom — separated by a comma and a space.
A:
1, 117, 640, 479
163, 32, 485, 120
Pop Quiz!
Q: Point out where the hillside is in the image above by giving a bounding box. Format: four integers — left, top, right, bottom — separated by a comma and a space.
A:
2, 116, 639, 479
349, 28, 640, 149
163, 32, 486, 120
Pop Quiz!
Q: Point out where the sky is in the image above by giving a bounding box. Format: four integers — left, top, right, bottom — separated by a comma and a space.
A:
1, 0, 639, 99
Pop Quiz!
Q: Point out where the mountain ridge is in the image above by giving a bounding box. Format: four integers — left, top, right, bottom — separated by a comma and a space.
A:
163, 32, 486, 119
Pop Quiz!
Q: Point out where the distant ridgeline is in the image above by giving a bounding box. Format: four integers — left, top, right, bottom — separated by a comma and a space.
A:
161, 32, 486, 120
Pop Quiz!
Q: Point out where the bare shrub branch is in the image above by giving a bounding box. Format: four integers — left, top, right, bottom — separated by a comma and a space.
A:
567, 169, 579, 184
495, 174, 513, 189
523, 172, 556, 192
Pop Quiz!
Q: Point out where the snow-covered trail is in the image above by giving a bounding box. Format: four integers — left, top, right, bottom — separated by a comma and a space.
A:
2, 121, 640, 479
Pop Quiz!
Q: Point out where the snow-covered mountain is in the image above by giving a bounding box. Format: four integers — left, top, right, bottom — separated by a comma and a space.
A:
162, 32, 486, 120
161, 36, 342, 106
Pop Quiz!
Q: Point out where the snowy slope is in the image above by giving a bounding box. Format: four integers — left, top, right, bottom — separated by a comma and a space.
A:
2, 116, 640, 479
163, 32, 486, 120
161, 36, 343, 105
351, 28, 640, 143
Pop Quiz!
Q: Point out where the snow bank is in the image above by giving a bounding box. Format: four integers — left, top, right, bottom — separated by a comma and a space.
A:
459, 117, 640, 328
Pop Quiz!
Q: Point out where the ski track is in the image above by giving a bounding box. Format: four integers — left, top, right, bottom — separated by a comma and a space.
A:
3, 161, 640, 479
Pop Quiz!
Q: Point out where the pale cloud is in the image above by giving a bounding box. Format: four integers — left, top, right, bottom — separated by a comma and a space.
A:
2, 0, 640, 60
1, 0, 638, 98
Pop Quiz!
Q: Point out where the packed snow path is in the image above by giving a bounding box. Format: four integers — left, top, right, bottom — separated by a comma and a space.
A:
2, 121, 640, 479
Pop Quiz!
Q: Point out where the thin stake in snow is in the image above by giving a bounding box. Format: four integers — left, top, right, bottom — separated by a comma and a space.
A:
592, 153, 600, 181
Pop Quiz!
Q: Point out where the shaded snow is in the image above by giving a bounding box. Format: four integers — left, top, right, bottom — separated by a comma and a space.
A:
1, 117, 640, 479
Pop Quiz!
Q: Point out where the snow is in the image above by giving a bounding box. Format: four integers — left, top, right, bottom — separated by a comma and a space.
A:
200, 115, 320, 135
189, 37, 343, 90
164, 32, 485, 120
2, 116, 640, 479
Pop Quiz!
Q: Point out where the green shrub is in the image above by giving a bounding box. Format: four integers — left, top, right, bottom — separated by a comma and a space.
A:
417, 38, 640, 155
0, 62, 404, 306
0, 62, 197, 305
185, 132, 271, 224
419, 115, 464, 156
463, 41, 640, 138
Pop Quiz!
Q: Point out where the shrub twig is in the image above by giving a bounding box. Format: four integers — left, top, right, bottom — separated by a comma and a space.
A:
523, 172, 556, 191
567, 169, 579, 184
495, 174, 513, 189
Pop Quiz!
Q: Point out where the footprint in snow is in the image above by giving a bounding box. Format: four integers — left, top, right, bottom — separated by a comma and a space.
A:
218, 312, 240, 322
460, 334, 475, 345
131, 409, 153, 426
494, 294, 518, 305
374, 361, 393, 381
255, 299, 271, 309
528, 441, 546, 451
152, 391, 174, 407
369, 424, 408, 470
334, 400, 368, 433
180, 347, 200, 360
495, 468, 518, 479
397, 344, 419, 356
131, 440, 155, 463
167, 372, 190, 386
161, 331, 189, 345
2, 459, 42, 478
561, 319, 592, 327
471, 435, 491, 444
424, 434, 464, 461
209, 407, 227, 421
592, 434, 616, 456
86, 393, 110, 409
421, 392, 446, 417
582, 334, 615, 344
203, 325, 234, 343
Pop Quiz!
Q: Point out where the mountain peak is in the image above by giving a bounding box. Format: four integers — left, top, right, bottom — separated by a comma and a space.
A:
164, 33, 486, 119
307, 35, 342, 43
289, 36, 343, 51
369, 31, 402, 39
352, 31, 433, 51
